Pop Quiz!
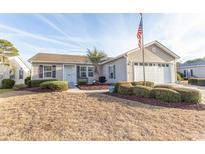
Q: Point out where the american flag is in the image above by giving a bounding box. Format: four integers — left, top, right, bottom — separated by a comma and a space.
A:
137, 14, 143, 48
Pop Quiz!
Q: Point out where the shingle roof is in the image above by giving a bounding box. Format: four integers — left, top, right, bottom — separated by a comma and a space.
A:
179, 61, 205, 67
29, 53, 92, 64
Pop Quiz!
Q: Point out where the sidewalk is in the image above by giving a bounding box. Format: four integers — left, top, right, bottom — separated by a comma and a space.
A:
67, 87, 109, 93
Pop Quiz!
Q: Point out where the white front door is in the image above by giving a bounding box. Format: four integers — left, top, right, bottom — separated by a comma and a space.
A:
64, 65, 76, 85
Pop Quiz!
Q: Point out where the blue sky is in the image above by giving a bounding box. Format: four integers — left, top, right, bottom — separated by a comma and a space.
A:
0, 13, 204, 62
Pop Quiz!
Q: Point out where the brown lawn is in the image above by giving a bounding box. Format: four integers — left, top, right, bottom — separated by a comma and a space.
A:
0, 91, 205, 141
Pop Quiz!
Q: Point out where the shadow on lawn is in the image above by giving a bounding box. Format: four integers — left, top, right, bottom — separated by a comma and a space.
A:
85, 92, 162, 110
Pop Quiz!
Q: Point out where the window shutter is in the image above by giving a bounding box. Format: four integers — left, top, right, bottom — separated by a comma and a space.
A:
39, 65, 43, 78
108, 65, 111, 79
52, 65, 56, 78
113, 65, 116, 79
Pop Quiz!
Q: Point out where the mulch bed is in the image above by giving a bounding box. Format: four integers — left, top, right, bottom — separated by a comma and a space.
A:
78, 84, 109, 90
106, 93, 205, 111
18, 87, 56, 93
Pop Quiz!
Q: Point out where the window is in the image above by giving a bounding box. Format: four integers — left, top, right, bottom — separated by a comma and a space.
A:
149, 63, 152, 66
88, 67, 94, 77
139, 63, 143, 66
162, 64, 165, 67
145, 63, 148, 66
44, 66, 52, 78
19, 68, 24, 79
158, 64, 161, 67
80, 66, 87, 78
166, 64, 169, 67
134, 63, 138, 66
39, 65, 43, 78
109, 65, 116, 79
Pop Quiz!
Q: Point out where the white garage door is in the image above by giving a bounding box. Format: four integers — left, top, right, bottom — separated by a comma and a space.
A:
134, 63, 172, 84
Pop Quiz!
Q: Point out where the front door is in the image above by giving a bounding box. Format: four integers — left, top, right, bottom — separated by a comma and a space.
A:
64, 65, 76, 85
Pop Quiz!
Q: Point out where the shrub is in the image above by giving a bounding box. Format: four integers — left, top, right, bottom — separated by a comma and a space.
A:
177, 73, 182, 81
30, 79, 57, 87
174, 87, 202, 104
188, 78, 198, 85
132, 85, 152, 98
118, 85, 133, 95
177, 72, 184, 80
99, 76, 107, 83
1, 79, 15, 89
154, 84, 175, 90
40, 81, 68, 91
24, 76, 31, 85
131, 81, 154, 87
114, 82, 132, 93
151, 88, 181, 103
197, 79, 205, 86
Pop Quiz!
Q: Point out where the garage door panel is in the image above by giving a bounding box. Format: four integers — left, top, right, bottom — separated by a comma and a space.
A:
134, 63, 171, 83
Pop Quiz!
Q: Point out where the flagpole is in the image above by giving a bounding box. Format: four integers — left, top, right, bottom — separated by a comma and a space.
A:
140, 13, 146, 86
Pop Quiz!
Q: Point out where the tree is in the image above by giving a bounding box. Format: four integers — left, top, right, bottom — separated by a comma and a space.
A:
87, 47, 107, 76
0, 39, 19, 79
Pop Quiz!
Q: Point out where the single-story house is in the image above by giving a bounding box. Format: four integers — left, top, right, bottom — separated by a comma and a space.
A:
28, 40, 180, 85
0, 55, 31, 87
177, 61, 205, 78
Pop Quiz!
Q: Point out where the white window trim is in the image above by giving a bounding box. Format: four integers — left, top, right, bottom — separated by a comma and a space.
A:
109, 64, 115, 80
88, 66, 94, 77
79, 66, 87, 78
39, 65, 57, 79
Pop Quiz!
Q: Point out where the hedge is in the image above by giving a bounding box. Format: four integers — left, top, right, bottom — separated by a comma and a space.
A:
1, 79, 15, 89
131, 81, 154, 87
114, 82, 132, 93
188, 78, 205, 86
154, 84, 175, 90
132, 85, 152, 98
151, 88, 181, 103
30, 79, 57, 87
40, 81, 68, 91
174, 87, 201, 104
118, 85, 133, 95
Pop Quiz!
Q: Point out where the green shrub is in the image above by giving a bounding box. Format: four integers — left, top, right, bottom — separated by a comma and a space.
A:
188, 78, 198, 85
24, 76, 31, 85
174, 87, 202, 104
177, 73, 182, 81
132, 85, 152, 98
197, 78, 205, 86
114, 82, 132, 93
30, 79, 57, 87
118, 85, 133, 95
154, 84, 175, 90
40, 81, 68, 91
131, 81, 154, 87
1, 79, 15, 89
27, 80, 31, 87
151, 88, 181, 103
177, 72, 184, 80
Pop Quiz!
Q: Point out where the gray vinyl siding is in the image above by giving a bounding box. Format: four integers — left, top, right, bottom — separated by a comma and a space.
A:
101, 57, 127, 83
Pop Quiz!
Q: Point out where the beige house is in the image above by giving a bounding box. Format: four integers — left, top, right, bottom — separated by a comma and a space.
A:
29, 40, 180, 85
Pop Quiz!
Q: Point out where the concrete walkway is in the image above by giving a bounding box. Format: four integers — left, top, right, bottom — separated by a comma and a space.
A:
67, 87, 109, 93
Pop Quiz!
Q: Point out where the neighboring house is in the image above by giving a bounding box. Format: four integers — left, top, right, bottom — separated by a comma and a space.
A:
177, 61, 205, 78
0, 55, 31, 87
29, 40, 180, 85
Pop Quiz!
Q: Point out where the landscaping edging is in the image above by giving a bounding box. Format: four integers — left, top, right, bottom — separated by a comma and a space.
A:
106, 93, 205, 111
